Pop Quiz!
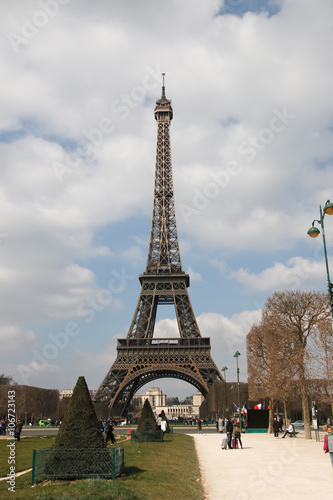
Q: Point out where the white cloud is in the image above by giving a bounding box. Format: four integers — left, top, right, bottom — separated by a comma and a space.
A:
13, 362, 62, 387
0, 325, 36, 353
187, 266, 203, 282
120, 245, 146, 267
230, 256, 331, 292
1, 0, 333, 398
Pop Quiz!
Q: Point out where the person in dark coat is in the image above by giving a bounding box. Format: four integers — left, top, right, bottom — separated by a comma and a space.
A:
226, 418, 233, 449
105, 421, 116, 444
273, 417, 280, 438
15, 420, 23, 442
0, 419, 6, 436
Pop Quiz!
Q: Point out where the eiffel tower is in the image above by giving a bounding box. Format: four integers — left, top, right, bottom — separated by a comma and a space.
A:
93, 76, 223, 415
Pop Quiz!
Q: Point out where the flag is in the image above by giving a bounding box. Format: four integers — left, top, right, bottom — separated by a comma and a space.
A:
254, 403, 262, 410
242, 403, 247, 416
233, 402, 239, 411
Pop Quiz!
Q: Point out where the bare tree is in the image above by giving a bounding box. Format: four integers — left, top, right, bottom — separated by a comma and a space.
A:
263, 290, 330, 439
306, 317, 333, 415
0, 374, 16, 385
247, 321, 296, 432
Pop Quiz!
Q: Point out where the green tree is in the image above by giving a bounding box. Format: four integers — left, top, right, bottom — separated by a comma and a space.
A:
134, 399, 162, 442
45, 376, 110, 480
53, 376, 105, 449
137, 398, 158, 433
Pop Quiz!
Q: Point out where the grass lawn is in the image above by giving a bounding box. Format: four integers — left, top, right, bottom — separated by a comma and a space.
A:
0, 433, 204, 499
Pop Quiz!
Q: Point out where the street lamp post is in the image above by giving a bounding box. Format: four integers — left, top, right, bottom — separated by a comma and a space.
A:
234, 351, 241, 433
307, 199, 333, 322
221, 366, 228, 417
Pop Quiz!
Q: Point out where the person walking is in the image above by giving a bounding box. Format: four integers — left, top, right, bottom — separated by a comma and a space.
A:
273, 417, 280, 438
161, 419, 167, 434
105, 421, 116, 444
233, 419, 243, 449
197, 419, 203, 435
323, 424, 333, 467
226, 417, 233, 449
15, 420, 23, 442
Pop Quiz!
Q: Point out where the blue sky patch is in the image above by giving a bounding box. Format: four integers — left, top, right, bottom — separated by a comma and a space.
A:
219, 0, 281, 18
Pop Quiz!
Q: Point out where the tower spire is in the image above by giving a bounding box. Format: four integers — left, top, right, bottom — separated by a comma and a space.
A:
161, 72, 166, 99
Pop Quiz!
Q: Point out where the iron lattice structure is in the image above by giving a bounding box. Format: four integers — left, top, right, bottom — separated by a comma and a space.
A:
94, 81, 223, 415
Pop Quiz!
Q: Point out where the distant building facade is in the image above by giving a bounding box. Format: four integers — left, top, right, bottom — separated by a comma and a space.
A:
60, 389, 95, 399
132, 387, 204, 419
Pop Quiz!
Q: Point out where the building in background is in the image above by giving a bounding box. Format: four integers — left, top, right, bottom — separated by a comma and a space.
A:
132, 387, 204, 420
60, 389, 95, 399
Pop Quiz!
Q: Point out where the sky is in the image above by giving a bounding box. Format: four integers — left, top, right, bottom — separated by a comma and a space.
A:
1, 0, 333, 401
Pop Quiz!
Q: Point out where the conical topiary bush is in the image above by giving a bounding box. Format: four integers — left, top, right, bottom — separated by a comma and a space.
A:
137, 399, 158, 433
53, 376, 105, 449
134, 399, 162, 442
45, 376, 112, 479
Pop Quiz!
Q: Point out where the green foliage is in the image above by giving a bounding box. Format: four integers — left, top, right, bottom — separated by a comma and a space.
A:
53, 376, 105, 450
134, 399, 161, 442
136, 399, 158, 433
45, 376, 107, 479
0, 434, 204, 500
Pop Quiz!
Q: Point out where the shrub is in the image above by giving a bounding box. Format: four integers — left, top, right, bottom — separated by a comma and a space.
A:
134, 399, 162, 442
45, 376, 111, 479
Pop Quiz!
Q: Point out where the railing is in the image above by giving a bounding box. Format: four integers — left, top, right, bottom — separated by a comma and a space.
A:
31, 446, 124, 485
117, 338, 211, 347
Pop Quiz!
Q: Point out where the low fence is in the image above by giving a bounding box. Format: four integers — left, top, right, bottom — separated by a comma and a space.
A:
130, 429, 163, 442
31, 445, 124, 486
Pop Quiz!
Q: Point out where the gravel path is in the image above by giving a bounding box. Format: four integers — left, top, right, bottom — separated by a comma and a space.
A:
192, 431, 333, 500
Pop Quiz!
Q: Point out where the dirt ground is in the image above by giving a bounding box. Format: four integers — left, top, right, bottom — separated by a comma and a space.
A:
191, 430, 333, 500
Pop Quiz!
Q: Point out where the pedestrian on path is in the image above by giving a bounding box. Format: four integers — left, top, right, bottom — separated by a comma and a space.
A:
232, 419, 243, 449
273, 417, 280, 438
197, 419, 203, 435
226, 417, 233, 449
323, 424, 333, 467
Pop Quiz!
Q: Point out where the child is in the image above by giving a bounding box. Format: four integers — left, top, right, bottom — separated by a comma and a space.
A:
323, 425, 333, 467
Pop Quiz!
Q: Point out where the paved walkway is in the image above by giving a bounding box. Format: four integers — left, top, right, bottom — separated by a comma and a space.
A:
192, 431, 333, 500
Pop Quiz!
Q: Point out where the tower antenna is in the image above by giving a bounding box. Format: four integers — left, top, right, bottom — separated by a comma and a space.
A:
161, 72, 166, 98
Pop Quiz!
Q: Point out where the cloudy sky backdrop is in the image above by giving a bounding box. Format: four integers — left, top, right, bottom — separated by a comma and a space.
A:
1, 0, 333, 400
